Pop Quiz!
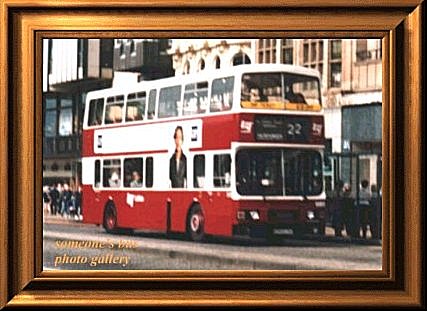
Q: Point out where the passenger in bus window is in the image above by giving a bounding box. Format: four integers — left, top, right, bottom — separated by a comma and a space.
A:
169, 126, 187, 188
250, 89, 260, 102
130, 171, 143, 188
285, 86, 306, 104
108, 170, 120, 187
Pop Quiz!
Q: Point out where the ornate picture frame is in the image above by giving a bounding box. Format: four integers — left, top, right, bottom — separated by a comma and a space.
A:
0, 0, 425, 308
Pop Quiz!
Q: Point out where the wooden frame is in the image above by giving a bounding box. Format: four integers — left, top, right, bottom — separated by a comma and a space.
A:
0, 0, 425, 308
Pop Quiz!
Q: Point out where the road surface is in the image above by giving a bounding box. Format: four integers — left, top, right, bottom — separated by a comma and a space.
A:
43, 216, 382, 271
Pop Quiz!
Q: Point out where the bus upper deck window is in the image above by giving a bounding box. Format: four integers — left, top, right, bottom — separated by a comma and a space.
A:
104, 95, 124, 124
183, 81, 208, 116
126, 92, 146, 122
158, 85, 181, 118
88, 98, 104, 126
210, 77, 234, 112
147, 89, 156, 120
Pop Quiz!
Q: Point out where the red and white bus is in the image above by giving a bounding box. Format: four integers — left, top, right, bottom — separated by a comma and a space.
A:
81, 64, 326, 241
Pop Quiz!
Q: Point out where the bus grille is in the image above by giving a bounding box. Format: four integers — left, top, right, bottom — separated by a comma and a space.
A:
268, 210, 296, 223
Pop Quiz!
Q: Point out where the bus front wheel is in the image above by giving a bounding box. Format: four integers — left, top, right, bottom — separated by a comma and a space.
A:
103, 202, 118, 234
187, 205, 205, 242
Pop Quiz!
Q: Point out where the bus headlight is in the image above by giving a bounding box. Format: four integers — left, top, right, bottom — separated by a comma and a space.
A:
237, 210, 260, 221
249, 211, 260, 220
237, 211, 246, 221
306, 210, 315, 220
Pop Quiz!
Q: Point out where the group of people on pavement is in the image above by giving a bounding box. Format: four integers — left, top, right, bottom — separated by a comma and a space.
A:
43, 183, 82, 221
329, 179, 382, 240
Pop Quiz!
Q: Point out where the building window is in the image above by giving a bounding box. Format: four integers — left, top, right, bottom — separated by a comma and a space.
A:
233, 52, 251, 66
214, 56, 221, 69
330, 40, 342, 60
198, 58, 205, 71
48, 39, 53, 75
281, 39, 293, 64
302, 39, 324, 88
319, 41, 324, 61
356, 39, 381, 62
330, 63, 342, 88
77, 39, 83, 69
257, 39, 276, 63
183, 61, 190, 74
119, 41, 125, 58
58, 98, 73, 136
44, 98, 57, 137
329, 40, 342, 88
130, 39, 136, 55
303, 43, 309, 63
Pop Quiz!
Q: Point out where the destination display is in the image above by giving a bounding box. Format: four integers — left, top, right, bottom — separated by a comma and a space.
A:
254, 115, 321, 143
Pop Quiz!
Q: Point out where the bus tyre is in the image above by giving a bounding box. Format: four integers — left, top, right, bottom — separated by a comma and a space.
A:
187, 205, 205, 242
103, 202, 118, 234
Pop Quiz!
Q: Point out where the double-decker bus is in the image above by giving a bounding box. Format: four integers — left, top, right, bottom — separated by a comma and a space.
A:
81, 64, 326, 241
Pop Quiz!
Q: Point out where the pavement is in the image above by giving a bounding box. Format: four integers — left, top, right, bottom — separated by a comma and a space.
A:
43, 213, 381, 245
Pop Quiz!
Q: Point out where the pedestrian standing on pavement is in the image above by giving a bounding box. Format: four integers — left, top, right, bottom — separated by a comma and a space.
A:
43, 186, 51, 215
331, 180, 345, 237
49, 184, 59, 215
370, 184, 381, 239
56, 183, 63, 215
73, 185, 82, 221
358, 180, 371, 239
341, 183, 356, 237
60, 183, 73, 218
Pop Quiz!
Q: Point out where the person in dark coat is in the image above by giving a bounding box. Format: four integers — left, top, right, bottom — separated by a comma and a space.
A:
49, 184, 60, 215
169, 126, 187, 188
331, 180, 345, 237
60, 183, 73, 218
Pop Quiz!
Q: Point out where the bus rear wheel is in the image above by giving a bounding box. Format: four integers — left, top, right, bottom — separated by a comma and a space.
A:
187, 205, 205, 242
103, 202, 118, 234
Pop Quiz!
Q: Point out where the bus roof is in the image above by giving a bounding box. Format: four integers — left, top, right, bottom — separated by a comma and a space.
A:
86, 63, 321, 99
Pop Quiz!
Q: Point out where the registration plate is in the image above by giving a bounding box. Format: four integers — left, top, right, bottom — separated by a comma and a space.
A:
273, 228, 293, 235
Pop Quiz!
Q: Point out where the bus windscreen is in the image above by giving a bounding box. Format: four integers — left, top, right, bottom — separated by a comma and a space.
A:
236, 148, 323, 196
241, 72, 321, 111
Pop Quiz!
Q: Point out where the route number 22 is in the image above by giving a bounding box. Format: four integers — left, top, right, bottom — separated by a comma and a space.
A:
287, 123, 302, 136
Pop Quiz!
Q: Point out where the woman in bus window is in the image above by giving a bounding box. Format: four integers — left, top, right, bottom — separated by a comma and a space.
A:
130, 171, 143, 188
169, 126, 187, 188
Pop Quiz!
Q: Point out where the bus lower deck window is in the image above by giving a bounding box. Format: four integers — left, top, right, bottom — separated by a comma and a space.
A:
214, 154, 231, 187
